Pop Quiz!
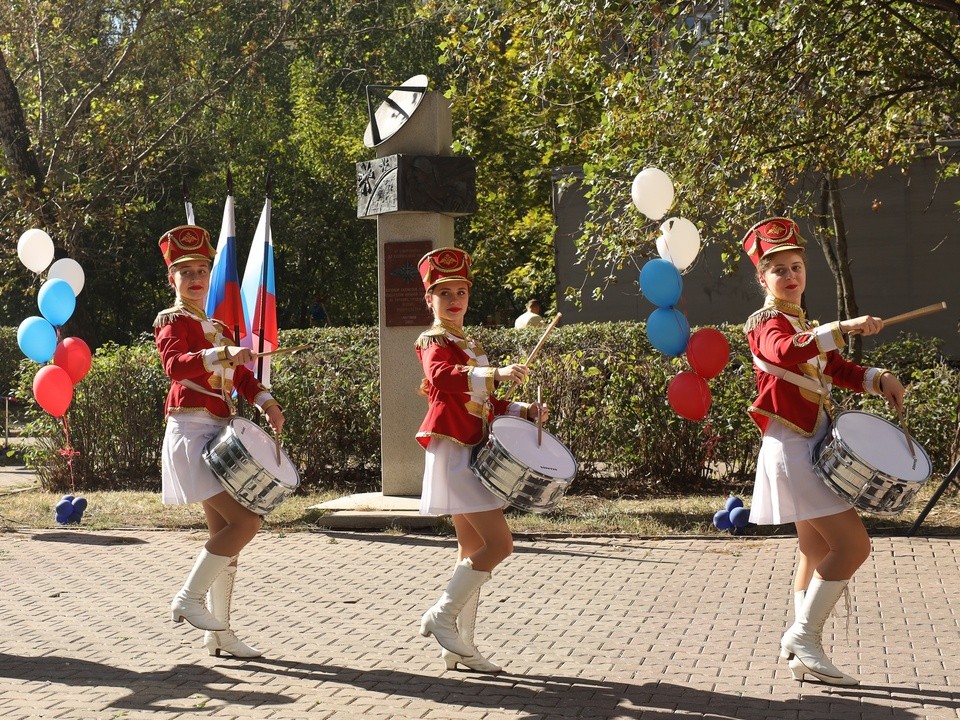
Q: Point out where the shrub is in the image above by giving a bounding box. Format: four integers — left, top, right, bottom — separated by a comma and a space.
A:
11, 324, 959, 498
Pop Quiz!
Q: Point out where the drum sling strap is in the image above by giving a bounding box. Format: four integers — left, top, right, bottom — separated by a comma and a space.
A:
176, 378, 236, 415
751, 354, 837, 420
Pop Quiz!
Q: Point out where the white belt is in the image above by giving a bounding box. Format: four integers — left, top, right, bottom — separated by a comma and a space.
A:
751, 354, 829, 397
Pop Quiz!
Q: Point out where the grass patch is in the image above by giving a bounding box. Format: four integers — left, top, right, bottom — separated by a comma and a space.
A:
1, 484, 959, 536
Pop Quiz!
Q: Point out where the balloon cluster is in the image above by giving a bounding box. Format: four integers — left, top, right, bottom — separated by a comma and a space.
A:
633, 168, 730, 422
713, 495, 751, 534
55, 494, 87, 525
15, 229, 92, 418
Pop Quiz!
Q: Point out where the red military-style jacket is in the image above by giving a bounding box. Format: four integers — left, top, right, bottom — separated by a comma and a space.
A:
416, 323, 527, 448
745, 298, 885, 437
154, 302, 276, 419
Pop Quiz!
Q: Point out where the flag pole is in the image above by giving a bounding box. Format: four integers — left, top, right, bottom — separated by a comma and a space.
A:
226, 166, 241, 345
255, 170, 272, 381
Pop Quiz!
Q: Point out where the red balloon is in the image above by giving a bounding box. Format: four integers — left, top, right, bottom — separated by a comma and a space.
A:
53, 337, 92, 384
668, 371, 712, 421
686, 328, 730, 379
32, 365, 74, 417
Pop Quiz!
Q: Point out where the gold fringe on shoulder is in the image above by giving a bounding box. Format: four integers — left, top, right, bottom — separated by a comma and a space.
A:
743, 307, 781, 334
153, 306, 187, 329
415, 326, 449, 350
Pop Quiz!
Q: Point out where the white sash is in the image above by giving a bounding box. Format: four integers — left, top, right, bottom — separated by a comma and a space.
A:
751, 354, 830, 397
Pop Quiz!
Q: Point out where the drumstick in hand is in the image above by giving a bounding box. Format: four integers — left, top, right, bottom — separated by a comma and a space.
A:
536, 385, 543, 447
506, 313, 562, 400
252, 343, 313, 359
883, 301, 947, 328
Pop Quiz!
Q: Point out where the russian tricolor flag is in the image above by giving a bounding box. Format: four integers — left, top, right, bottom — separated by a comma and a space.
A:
240, 197, 278, 387
205, 193, 247, 344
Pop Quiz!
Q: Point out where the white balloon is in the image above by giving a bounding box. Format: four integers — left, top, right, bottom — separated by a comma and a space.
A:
48, 257, 85, 295
657, 217, 701, 271
17, 228, 55, 274
630, 167, 675, 220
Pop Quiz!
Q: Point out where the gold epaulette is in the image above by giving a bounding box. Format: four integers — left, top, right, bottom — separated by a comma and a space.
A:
416, 326, 449, 349
743, 307, 781, 334
153, 306, 188, 329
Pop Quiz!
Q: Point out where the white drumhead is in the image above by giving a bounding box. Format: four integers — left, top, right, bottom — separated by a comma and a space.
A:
230, 417, 299, 487
833, 411, 931, 482
489, 416, 577, 480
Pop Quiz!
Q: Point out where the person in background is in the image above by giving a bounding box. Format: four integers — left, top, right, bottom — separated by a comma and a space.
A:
741, 217, 905, 686
154, 224, 285, 659
415, 247, 548, 673
514, 299, 544, 329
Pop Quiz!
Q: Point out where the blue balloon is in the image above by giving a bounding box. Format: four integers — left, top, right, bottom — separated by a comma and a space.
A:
55, 498, 74, 516
725, 496, 744, 512
17, 316, 58, 363
72, 497, 88, 513
730, 506, 750, 528
639, 259, 683, 308
67, 510, 83, 524
646, 307, 690, 356
713, 509, 732, 530
38, 278, 76, 327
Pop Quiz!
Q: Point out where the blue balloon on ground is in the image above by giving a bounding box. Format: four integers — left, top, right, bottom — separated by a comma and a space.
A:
17, 316, 58, 363
639, 259, 683, 308
55, 498, 73, 516
72, 497, 87, 513
67, 510, 83, 524
730, 506, 750, 528
725, 496, 744, 512
646, 307, 690, 356
38, 278, 76, 327
713, 509, 732, 530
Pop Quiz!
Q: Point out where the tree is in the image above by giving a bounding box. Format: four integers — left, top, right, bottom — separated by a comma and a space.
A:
429, 0, 960, 343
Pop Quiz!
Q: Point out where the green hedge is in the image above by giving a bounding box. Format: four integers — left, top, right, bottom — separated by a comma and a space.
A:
10, 324, 959, 497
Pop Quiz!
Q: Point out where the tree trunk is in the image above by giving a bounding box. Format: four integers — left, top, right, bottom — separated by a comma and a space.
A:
0, 49, 43, 193
817, 173, 862, 362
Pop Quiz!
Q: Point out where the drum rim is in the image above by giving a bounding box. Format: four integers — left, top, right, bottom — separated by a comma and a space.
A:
830, 409, 932, 478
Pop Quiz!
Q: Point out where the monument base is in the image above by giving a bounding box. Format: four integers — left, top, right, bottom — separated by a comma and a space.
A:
308, 492, 441, 530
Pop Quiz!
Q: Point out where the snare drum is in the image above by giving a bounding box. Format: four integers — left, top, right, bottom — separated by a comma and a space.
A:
470, 416, 577, 513
203, 417, 300, 515
813, 410, 931, 516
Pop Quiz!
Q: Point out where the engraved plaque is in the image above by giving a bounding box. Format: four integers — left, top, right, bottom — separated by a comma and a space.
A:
384, 241, 434, 327
357, 154, 477, 218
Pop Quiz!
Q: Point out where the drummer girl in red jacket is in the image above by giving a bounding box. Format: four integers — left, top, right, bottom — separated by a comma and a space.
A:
415, 247, 547, 673
154, 225, 284, 658
742, 218, 904, 686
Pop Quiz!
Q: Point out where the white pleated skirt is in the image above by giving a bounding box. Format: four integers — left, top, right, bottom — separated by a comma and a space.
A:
419, 437, 507, 516
749, 416, 852, 525
161, 414, 228, 505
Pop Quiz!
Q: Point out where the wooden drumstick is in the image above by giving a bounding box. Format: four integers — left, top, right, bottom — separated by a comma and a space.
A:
536, 385, 543, 447
252, 343, 313, 359
506, 313, 562, 399
882, 301, 947, 328
897, 405, 917, 467
274, 434, 282, 465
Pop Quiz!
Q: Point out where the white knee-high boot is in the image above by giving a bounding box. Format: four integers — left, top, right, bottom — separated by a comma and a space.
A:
420, 558, 490, 658
441, 588, 502, 673
780, 577, 857, 686
794, 590, 805, 621
204, 565, 262, 658
171, 549, 231, 630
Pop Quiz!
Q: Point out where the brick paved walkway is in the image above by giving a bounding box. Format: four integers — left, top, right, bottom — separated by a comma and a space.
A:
1, 529, 958, 719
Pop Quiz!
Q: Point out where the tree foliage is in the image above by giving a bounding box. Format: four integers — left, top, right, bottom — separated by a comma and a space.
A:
429, 0, 960, 323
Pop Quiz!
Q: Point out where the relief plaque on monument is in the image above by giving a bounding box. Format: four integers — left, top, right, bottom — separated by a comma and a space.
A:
356, 154, 477, 219
384, 240, 434, 327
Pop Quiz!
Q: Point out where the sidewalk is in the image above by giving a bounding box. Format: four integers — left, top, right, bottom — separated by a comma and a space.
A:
1, 525, 959, 719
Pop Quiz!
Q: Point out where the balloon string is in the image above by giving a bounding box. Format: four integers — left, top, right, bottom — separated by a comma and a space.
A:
700, 417, 721, 466
57, 415, 79, 494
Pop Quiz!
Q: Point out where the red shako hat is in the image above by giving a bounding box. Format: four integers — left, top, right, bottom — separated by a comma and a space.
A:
742, 217, 806, 268
418, 247, 473, 291
159, 225, 215, 268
